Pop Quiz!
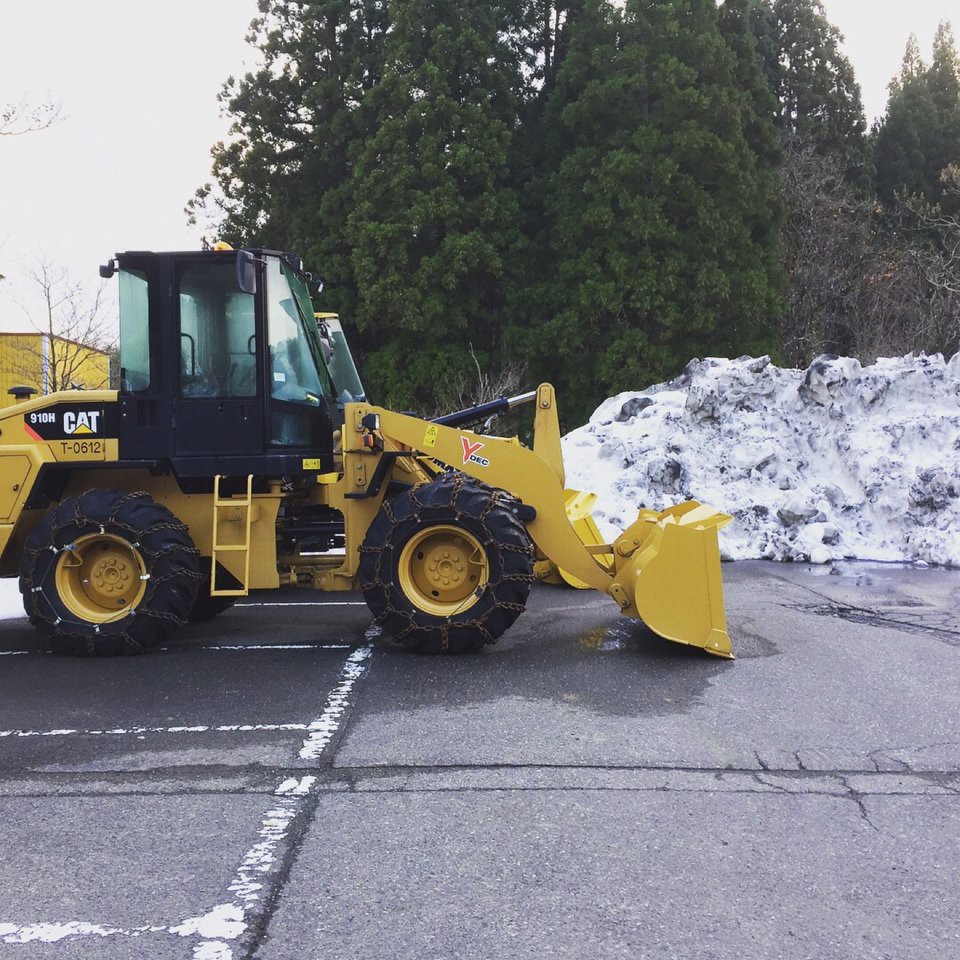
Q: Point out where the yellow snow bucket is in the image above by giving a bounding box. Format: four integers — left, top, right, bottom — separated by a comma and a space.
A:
612, 503, 734, 658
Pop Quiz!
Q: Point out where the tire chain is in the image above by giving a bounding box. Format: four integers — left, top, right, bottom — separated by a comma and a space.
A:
359, 473, 535, 652
22, 491, 202, 651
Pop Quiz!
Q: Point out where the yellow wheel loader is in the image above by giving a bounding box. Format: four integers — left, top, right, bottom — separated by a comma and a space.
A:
0, 247, 733, 658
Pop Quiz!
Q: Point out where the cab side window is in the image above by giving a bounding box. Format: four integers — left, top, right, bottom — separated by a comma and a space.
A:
178, 263, 256, 398
118, 269, 151, 391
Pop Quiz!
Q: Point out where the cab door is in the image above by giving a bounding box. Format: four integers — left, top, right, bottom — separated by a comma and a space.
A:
173, 258, 265, 458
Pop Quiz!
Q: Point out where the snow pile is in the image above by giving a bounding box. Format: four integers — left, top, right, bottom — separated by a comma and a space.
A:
0, 579, 24, 619
563, 353, 960, 565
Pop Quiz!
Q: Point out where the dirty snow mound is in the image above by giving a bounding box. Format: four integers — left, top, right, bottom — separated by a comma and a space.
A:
563, 354, 960, 565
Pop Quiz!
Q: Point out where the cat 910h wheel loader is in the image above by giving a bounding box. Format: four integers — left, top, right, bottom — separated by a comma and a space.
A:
0, 246, 733, 658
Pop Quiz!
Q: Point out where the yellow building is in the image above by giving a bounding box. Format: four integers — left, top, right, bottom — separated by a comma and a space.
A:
0, 333, 111, 408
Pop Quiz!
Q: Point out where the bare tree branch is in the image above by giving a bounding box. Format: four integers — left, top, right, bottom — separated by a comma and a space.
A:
447, 343, 528, 412
779, 145, 959, 363
13, 258, 117, 394
0, 98, 63, 137
900, 166, 960, 299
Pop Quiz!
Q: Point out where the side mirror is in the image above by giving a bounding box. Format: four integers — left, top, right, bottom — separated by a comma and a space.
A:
236, 250, 258, 295
309, 276, 324, 296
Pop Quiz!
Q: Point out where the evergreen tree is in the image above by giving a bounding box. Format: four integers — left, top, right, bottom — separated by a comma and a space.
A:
750, 0, 868, 184
524, 0, 782, 424
717, 0, 784, 301
512, 1, 584, 255
189, 0, 389, 318
512, 0, 624, 412
874, 23, 960, 211
345, 0, 529, 410
718, 0, 781, 173
930, 21, 960, 120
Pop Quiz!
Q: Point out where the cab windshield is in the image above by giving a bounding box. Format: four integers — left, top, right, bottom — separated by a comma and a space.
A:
266, 259, 333, 405
317, 315, 365, 403
283, 264, 366, 404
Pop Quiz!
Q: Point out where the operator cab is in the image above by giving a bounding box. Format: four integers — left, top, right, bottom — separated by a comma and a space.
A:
104, 247, 364, 479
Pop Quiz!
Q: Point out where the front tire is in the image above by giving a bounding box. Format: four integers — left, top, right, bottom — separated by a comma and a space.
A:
20, 490, 202, 656
359, 475, 534, 654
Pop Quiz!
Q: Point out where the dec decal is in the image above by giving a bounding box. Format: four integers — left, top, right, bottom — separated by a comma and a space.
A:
460, 436, 490, 467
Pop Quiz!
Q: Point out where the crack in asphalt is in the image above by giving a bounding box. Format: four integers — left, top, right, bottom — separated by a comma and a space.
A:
837, 775, 879, 830
241, 786, 324, 960
747, 772, 886, 819
864, 740, 960, 773
799, 602, 960, 642
2, 763, 959, 799
764, 570, 960, 642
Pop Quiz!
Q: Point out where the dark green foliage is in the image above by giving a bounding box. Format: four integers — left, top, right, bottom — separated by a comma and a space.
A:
749, 0, 869, 185
718, 0, 781, 172
874, 24, 960, 212
188, 0, 390, 320
518, 0, 783, 424
198, 0, 960, 426
742, 0, 881, 368
345, 0, 528, 410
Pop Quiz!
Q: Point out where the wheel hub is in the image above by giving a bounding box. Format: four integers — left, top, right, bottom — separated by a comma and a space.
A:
54, 533, 147, 623
398, 525, 489, 616
429, 548, 468, 587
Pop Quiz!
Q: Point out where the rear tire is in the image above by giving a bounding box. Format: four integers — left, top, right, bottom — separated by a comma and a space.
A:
189, 565, 238, 622
20, 490, 202, 656
359, 474, 534, 653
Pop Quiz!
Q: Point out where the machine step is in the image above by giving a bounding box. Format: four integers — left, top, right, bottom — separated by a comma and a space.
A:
210, 474, 254, 597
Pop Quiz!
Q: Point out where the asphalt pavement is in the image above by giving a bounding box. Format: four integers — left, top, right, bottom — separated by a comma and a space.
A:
0, 561, 958, 959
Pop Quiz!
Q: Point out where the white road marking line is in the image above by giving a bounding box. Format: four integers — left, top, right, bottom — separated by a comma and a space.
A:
233, 600, 368, 606
193, 943, 233, 960
186, 647, 373, 956
0, 645, 376, 956
0, 917, 174, 944
227, 775, 317, 905
0, 642, 352, 657
0, 921, 131, 944
170, 903, 246, 956
202, 643, 350, 651
298, 645, 373, 760
0, 722, 314, 740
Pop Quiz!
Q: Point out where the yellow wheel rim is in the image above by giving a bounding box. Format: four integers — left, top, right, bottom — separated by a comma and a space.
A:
397, 524, 489, 617
54, 533, 147, 623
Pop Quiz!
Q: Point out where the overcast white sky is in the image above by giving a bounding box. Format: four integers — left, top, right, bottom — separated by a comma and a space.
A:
0, 0, 956, 332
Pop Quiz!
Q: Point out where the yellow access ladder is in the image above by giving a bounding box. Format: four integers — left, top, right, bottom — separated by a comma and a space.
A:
211, 474, 254, 597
